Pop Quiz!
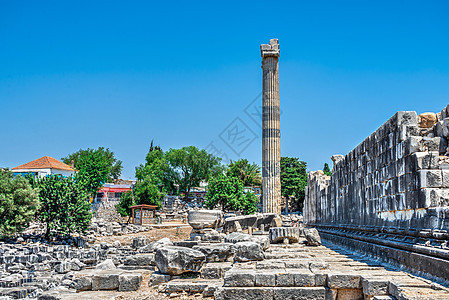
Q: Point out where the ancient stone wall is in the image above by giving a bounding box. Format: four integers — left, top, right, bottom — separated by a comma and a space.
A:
304, 106, 449, 282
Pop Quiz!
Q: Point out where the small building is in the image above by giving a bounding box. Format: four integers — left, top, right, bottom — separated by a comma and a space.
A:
11, 156, 75, 178
96, 183, 133, 202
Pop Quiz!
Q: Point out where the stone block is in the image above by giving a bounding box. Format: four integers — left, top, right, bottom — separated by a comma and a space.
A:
155, 246, 205, 275
234, 242, 264, 262
269, 227, 301, 243
224, 270, 255, 287
362, 277, 389, 296
255, 271, 276, 286
193, 243, 234, 262
416, 170, 442, 188
273, 287, 327, 300
132, 236, 150, 249
336, 288, 363, 300
327, 273, 361, 289
91, 270, 120, 290
148, 271, 171, 286
70, 276, 92, 291
118, 273, 142, 291
188, 210, 223, 229
215, 287, 274, 300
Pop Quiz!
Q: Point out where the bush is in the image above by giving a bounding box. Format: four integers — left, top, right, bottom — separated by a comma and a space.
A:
30, 175, 92, 237
0, 171, 40, 236
115, 191, 135, 217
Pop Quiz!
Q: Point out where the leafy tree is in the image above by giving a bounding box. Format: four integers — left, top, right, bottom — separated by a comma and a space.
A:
0, 170, 40, 236
323, 163, 332, 176
205, 174, 258, 215
115, 191, 135, 217
30, 175, 92, 238
62, 147, 122, 196
280, 157, 307, 210
165, 146, 222, 199
134, 145, 169, 206
226, 159, 262, 187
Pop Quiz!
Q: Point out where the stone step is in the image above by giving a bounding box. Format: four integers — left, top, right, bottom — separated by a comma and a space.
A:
164, 279, 223, 296
214, 286, 330, 300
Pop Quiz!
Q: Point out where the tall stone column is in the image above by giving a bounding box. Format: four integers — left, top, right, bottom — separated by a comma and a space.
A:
261, 39, 281, 215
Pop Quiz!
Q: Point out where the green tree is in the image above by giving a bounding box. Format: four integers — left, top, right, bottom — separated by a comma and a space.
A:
62, 147, 123, 196
226, 159, 262, 187
165, 146, 222, 199
205, 174, 258, 215
30, 175, 92, 238
115, 191, 135, 217
280, 157, 308, 210
0, 170, 40, 236
323, 163, 332, 176
134, 145, 169, 206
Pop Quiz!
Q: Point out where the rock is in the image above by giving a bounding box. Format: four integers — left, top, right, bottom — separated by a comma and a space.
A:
249, 235, 270, 250
192, 243, 235, 262
118, 273, 142, 291
149, 271, 171, 286
188, 210, 223, 229
132, 236, 151, 249
269, 227, 301, 244
70, 258, 86, 271
234, 242, 264, 262
155, 246, 206, 275
55, 261, 71, 274
70, 276, 92, 291
224, 232, 251, 244
304, 228, 321, 246
124, 254, 154, 266
95, 258, 116, 270
419, 112, 438, 129
223, 215, 258, 233
91, 270, 121, 290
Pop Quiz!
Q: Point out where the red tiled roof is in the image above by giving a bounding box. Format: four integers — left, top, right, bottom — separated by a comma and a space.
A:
12, 156, 74, 171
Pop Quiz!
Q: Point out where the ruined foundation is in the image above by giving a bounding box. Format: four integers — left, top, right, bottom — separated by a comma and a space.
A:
305, 106, 449, 283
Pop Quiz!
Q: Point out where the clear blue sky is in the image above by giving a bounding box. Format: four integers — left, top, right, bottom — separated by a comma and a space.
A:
1, 1, 449, 179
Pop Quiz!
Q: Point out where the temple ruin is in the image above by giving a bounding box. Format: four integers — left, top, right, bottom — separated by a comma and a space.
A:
261, 39, 282, 215
305, 107, 449, 283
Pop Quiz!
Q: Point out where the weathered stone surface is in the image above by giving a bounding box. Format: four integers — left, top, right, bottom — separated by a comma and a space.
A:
201, 262, 232, 279
70, 276, 92, 292
224, 232, 251, 244
224, 215, 258, 233
327, 273, 362, 289
234, 242, 264, 262
418, 112, 437, 129
303, 228, 321, 246
91, 270, 120, 290
155, 246, 206, 275
118, 273, 142, 291
124, 254, 154, 266
215, 287, 273, 300
273, 287, 327, 299
269, 227, 301, 244
132, 236, 150, 249
138, 237, 173, 253
55, 261, 71, 274
193, 243, 234, 262
224, 270, 255, 287
148, 271, 171, 286
95, 258, 116, 270
188, 210, 223, 229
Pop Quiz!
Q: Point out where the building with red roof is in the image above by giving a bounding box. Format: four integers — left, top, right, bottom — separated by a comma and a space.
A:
11, 156, 75, 178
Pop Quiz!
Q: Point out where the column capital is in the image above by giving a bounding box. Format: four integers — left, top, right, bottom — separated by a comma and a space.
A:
261, 39, 280, 58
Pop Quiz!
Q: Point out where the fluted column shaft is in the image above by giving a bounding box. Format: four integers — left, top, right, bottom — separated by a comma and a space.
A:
261, 39, 281, 215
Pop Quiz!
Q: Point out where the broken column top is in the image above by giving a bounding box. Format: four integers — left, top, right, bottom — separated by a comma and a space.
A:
261, 38, 280, 58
